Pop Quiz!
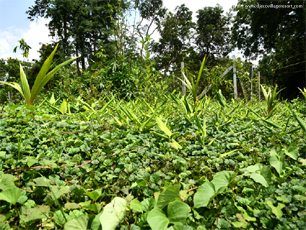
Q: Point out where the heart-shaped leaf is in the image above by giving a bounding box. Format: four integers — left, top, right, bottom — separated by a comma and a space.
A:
147, 208, 169, 230
99, 197, 127, 230
156, 184, 180, 209
0, 187, 21, 205
64, 214, 89, 230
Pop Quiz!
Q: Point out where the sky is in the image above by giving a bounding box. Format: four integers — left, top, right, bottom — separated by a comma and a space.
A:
0, 0, 240, 63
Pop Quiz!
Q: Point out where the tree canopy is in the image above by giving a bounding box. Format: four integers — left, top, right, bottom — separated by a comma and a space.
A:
232, 0, 305, 98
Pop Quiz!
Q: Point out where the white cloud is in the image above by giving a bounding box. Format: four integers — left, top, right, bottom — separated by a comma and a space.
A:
0, 30, 20, 59
22, 17, 53, 61
0, 17, 53, 62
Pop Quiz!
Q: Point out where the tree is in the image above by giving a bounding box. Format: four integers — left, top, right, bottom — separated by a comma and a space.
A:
151, 4, 194, 79
133, 0, 167, 59
232, 0, 305, 57
26, 0, 127, 75
195, 4, 233, 66
13, 39, 32, 58
232, 0, 305, 98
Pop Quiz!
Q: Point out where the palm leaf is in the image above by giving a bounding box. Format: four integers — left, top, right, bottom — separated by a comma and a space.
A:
30, 44, 78, 104
0, 82, 25, 99
19, 63, 31, 104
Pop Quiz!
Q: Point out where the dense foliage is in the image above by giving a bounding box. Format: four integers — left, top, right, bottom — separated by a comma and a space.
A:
232, 0, 305, 98
0, 1, 305, 228
0, 94, 306, 229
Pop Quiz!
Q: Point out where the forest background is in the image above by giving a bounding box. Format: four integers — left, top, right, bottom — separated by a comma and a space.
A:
0, 0, 305, 102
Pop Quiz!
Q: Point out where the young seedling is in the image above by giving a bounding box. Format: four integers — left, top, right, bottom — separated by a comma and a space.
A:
0, 44, 78, 105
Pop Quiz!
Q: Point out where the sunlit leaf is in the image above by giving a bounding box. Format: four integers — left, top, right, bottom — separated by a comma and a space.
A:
99, 197, 127, 230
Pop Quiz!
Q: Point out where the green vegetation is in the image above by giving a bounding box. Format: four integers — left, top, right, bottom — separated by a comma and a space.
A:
0, 0, 305, 229
0, 44, 77, 105
0, 95, 306, 229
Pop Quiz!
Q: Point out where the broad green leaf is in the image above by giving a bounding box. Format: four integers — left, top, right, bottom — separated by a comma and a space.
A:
142, 197, 155, 212
54, 210, 68, 226
211, 171, 235, 193
79, 200, 91, 208
0, 151, 5, 159
0, 187, 21, 205
235, 213, 249, 224
194, 182, 215, 208
167, 201, 190, 225
34, 177, 49, 187
156, 184, 180, 209
216, 90, 226, 107
83, 203, 101, 213
243, 164, 261, 173
260, 165, 272, 185
217, 218, 231, 229
236, 206, 256, 222
197, 226, 207, 230
20, 205, 50, 223
50, 186, 70, 199
86, 190, 101, 201
0, 223, 10, 230
41, 219, 55, 229
0, 174, 16, 190
180, 190, 194, 202
244, 164, 271, 187
17, 195, 28, 204
249, 173, 269, 187
276, 196, 290, 203
64, 214, 89, 230
147, 208, 169, 230
266, 201, 285, 219
65, 203, 81, 210
232, 221, 249, 228
284, 145, 298, 160
270, 150, 285, 176
130, 199, 143, 213
25, 156, 38, 167
91, 212, 102, 230
99, 197, 127, 230
156, 116, 172, 138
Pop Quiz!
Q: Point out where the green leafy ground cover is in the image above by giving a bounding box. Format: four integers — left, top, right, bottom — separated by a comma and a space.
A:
0, 95, 306, 230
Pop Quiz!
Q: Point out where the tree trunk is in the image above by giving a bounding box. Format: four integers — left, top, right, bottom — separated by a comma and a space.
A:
163, 53, 178, 80
76, 47, 81, 76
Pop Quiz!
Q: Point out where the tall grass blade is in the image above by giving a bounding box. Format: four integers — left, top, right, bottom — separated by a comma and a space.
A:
155, 116, 172, 138
291, 110, 306, 133
19, 64, 31, 104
